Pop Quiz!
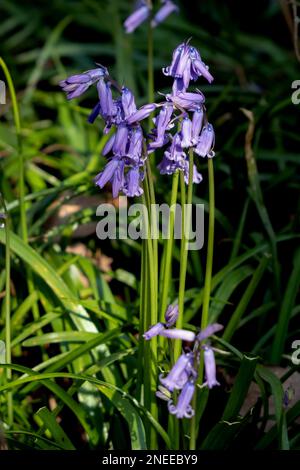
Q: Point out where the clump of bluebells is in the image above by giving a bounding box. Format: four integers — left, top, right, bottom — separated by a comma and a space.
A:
143, 304, 223, 419
149, 40, 215, 184
59, 9, 218, 425
59, 39, 215, 198
60, 64, 156, 198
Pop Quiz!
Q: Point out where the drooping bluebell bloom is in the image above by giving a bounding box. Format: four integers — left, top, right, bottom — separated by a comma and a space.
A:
160, 353, 193, 391
163, 42, 214, 89
59, 66, 108, 100
124, 1, 150, 33
113, 123, 129, 157
153, 41, 215, 183
126, 126, 144, 163
102, 133, 116, 156
97, 79, 114, 120
149, 104, 173, 149
191, 107, 204, 144
151, 0, 179, 28
160, 328, 196, 342
163, 42, 188, 79
144, 316, 223, 417
168, 380, 195, 418
157, 153, 179, 176
121, 86, 137, 118
190, 50, 214, 84
167, 133, 186, 161
111, 160, 126, 198
123, 166, 144, 197
164, 304, 179, 327
143, 303, 178, 341
196, 323, 223, 342
94, 157, 125, 199
143, 322, 165, 340
194, 123, 215, 158
203, 346, 220, 389
126, 103, 157, 125
168, 91, 205, 110
180, 115, 193, 148
182, 160, 203, 185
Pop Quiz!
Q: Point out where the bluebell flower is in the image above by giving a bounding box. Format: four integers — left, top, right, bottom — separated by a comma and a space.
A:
143, 322, 165, 340
168, 91, 205, 110
149, 104, 173, 148
164, 304, 179, 327
112, 123, 129, 157
157, 153, 181, 176
151, 1, 179, 28
123, 166, 144, 197
124, 2, 150, 34
182, 160, 203, 185
203, 346, 220, 389
167, 133, 185, 161
94, 157, 125, 199
163, 42, 214, 89
160, 328, 196, 342
168, 380, 195, 418
126, 103, 157, 125
180, 115, 193, 148
160, 353, 193, 391
196, 323, 223, 342
194, 123, 215, 158
121, 86, 137, 118
191, 107, 204, 144
126, 126, 144, 163
59, 66, 108, 100
97, 79, 114, 120
102, 133, 116, 156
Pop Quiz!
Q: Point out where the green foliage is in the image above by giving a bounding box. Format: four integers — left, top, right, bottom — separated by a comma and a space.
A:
0, 0, 299, 451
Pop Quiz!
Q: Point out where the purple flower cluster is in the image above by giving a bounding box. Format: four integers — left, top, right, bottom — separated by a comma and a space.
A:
143, 305, 223, 419
59, 66, 108, 100
60, 67, 157, 198
150, 41, 215, 184
124, 1, 179, 34
59, 41, 214, 197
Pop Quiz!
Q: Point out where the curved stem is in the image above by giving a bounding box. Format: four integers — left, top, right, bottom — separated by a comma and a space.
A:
147, 21, 154, 115
141, 174, 158, 449
0, 58, 27, 243
159, 172, 179, 321
0, 195, 13, 426
174, 149, 194, 361
190, 158, 215, 450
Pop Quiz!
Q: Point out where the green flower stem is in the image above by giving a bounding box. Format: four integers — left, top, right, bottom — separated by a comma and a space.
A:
141, 171, 158, 448
190, 158, 215, 450
0, 58, 27, 243
146, 159, 158, 296
0, 58, 40, 325
137, 237, 147, 400
174, 149, 194, 361
0, 196, 13, 426
147, 20, 154, 128
160, 172, 179, 321
201, 159, 215, 331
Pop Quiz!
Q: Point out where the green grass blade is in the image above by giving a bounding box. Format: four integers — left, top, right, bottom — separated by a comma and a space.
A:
97, 384, 146, 450
270, 249, 300, 363
35, 407, 75, 450
223, 254, 270, 341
